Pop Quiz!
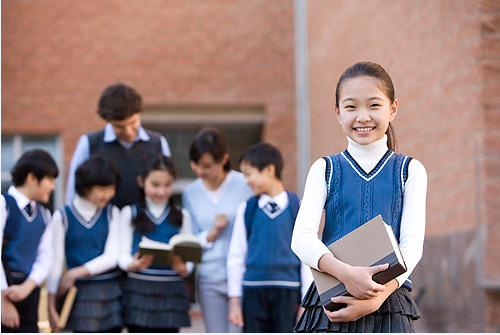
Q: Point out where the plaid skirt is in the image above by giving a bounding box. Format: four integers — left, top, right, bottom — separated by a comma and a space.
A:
122, 276, 191, 329
65, 278, 123, 332
295, 283, 420, 333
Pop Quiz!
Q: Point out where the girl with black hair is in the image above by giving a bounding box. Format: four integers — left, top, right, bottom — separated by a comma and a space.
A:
292, 62, 426, 332
118, 154, 192, 333
182, 127, 254, 333
46, 155, 122, 333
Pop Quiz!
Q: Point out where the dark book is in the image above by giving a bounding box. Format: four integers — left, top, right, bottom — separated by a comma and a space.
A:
311, 215, 407, 311
139, 234, 202, 267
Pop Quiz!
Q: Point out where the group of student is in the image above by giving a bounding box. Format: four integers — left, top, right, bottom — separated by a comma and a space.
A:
1, 61, 427, 333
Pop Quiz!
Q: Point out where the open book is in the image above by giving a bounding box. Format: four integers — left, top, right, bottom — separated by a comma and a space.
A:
139, 234, 202, 267
311, 215, 407, 311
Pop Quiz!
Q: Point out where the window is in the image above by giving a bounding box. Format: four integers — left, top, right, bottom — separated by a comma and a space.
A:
141, 105, 264, 194
1, 134, 63, 212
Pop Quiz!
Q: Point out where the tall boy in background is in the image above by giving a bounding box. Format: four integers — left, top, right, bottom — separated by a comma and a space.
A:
227, 143, 312, 333
65, 83, 171, 208
1, 149, 59, 332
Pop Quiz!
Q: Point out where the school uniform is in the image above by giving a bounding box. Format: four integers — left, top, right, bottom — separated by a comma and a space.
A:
65, 123, 171, 208
227, 191, 313, 333
182, 170, 254, 333
118, 197, 193, 332
1, 186, 53, 333
292, 135, 427, 332
46, 196, 122, 333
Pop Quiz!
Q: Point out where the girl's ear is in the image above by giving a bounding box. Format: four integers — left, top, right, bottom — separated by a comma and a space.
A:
335, 106, 342, 124
137, 175, 144, 188
221, 153, 229, 166
389, 100, 398, 122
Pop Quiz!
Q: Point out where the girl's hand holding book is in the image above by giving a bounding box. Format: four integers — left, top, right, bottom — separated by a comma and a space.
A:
171, 255, 188, 276
128, 252, 154, 272
340, 263, 389, 299
322, 279, 398, 322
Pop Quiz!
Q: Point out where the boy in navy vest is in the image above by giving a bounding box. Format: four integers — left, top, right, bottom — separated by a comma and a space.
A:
1, 149, 59, 332
65, 83, 172, 209
227, 143, 312, 333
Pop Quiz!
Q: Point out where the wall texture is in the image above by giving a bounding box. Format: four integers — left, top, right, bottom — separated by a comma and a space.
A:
1, 0, 297, 190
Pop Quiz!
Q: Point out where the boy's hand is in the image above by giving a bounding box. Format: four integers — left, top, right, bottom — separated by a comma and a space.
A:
1, 293, 20, 329
5, 279, 36, 302
340, 264, 388, 299
171, 255, 188, 276
228, 297, 244, 328
207, 214, 228, 242
128, 253, 154, 272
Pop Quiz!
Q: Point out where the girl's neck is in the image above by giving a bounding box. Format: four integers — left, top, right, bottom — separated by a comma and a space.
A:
346, 135, 389, 174
347, 134, 388, 157
203, 170, 229, 191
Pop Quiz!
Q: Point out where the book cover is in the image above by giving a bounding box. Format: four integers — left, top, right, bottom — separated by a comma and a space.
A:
139, 234, 202, 267
311, 215, 407, 311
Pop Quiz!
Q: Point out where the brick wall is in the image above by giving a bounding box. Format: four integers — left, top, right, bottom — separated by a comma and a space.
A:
307, 0, 499, 332
1, 0, 297, 190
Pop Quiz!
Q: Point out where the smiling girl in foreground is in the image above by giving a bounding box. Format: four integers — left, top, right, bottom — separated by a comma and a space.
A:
291, 62, 427, 332
118, 154, 192, 333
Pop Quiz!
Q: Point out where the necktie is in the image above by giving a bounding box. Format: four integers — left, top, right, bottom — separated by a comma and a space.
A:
25, 203, 33, 216
267, 201, 279, 214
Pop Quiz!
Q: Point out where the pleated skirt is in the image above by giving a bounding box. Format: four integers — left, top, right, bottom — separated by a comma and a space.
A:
65, 278, 123, 332
295, 283, 420, 333
122, 276, 191, 329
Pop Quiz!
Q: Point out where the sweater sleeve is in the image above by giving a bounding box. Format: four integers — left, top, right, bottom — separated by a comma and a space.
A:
291, 158, 331, 270
395, 159, 427, 286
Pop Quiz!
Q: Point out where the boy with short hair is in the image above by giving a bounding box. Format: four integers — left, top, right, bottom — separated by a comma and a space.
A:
1, 149, 59, 332
65, 83, 171, 208
227, 142, 312, 333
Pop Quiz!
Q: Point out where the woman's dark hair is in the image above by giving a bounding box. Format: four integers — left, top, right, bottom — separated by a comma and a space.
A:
97, 83, 143, 121
11, 149, 59, 187
75, 155, 120, 197
133, 154, 182, 234
189, 127, 231, 171
335, 61, 398, 151
239, 142, 283, 180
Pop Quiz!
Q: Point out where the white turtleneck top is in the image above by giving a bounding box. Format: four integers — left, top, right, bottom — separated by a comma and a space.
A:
291, 135, 427, 287
46, 196, 121, 294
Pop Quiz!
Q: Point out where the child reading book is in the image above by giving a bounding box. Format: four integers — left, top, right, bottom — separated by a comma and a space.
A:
118, 154, 193, 332
291, 62, 427, 332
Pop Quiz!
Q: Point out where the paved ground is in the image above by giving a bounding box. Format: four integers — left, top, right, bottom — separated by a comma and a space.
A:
180, 303, 206, 333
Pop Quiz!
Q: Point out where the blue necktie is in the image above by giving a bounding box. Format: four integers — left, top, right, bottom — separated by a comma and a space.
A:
25, 203, 33, 216
267, 202, 279, 213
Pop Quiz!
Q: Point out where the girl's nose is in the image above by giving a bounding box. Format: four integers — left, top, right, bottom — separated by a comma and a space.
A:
356, 110, 371, 122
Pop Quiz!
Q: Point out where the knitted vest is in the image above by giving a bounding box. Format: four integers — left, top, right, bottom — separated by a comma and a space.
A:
130, 204, 181, 277
243, 192, 301, 288
87, 129, 162, 209
2, 194, 49, 279
61, 203, 112, 270
323, 150, 413, 289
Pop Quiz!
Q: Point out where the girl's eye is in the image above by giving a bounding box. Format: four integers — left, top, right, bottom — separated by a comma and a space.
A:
344, 105, 356, 110
370, 104, 381, 108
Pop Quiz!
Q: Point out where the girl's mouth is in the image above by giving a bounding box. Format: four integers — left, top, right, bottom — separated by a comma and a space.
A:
354, 127, 375, 133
